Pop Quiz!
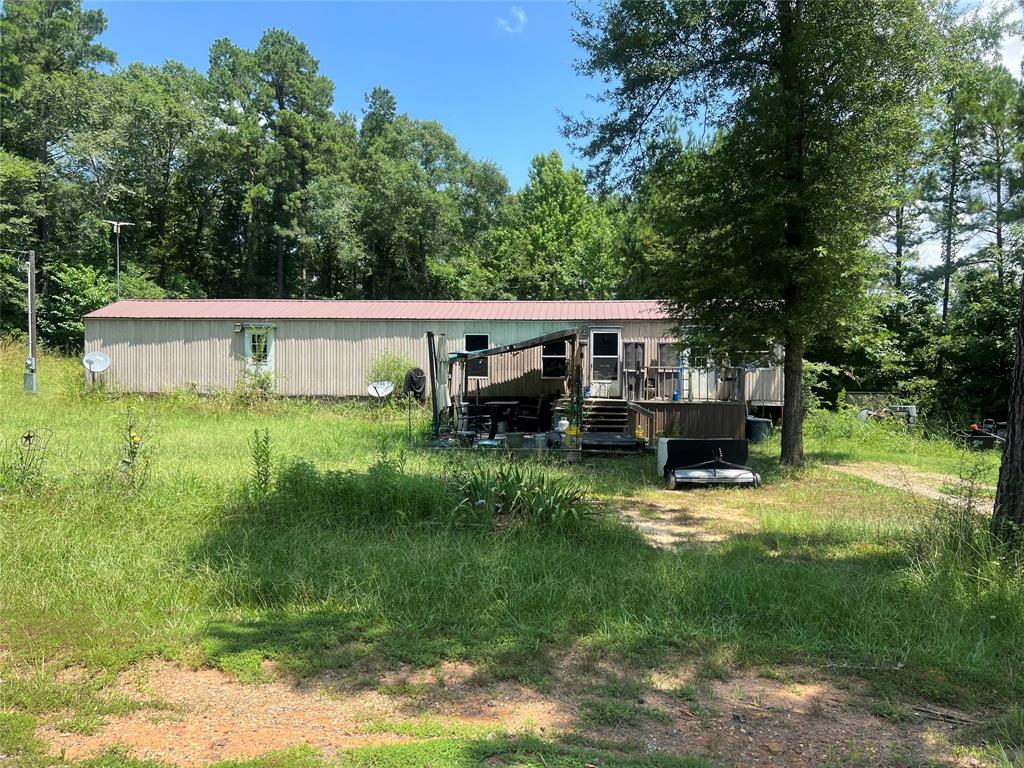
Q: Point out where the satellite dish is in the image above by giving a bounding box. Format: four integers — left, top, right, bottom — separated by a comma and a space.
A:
367, 380, 395, 400
82, 351, 111, 373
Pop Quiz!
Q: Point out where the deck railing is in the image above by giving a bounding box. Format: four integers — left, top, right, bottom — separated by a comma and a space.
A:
624, 366, 782, 404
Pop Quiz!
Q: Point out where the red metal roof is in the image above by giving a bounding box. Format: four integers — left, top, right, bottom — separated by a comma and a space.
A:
85, 299, 670, 322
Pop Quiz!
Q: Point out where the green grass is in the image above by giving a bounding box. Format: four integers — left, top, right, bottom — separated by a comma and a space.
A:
359, 714, 495, 739
336, 736, 711, 768
581, 699, 672, 727
800, 408, 1001, 482
2, 345, 1023, 765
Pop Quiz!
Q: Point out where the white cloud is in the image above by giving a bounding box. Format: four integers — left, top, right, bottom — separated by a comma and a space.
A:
497, 6, 527, 34
1000, 25, 1024, 76
976, 0, 1024, 76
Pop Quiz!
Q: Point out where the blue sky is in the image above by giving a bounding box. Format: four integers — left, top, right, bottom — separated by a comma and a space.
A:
85, 1, 596, 190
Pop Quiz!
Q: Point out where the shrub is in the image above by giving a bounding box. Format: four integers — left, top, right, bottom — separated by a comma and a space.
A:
231, 369, 276, 406
367, 352, 418, 395
448, 458, 594, 530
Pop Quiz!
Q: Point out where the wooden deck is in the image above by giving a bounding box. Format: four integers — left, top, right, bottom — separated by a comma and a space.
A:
628, 400, 747, 440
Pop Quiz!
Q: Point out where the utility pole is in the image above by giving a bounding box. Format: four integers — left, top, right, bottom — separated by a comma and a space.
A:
24, 249, 37, 394
102, 220, 133, 300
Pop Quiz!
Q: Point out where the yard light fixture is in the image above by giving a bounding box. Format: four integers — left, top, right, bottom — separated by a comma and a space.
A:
102, 220, 134, 300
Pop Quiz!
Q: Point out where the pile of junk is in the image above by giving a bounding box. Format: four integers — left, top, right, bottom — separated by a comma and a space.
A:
415, 329, 763, 489
954, 419, 1007, 451
421, 329, 600, 456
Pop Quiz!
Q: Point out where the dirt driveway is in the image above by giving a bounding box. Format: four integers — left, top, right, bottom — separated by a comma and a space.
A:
826, 462, 994, 512
40, 657, 983, 768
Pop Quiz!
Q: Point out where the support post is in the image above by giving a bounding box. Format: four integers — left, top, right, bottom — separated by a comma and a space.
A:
115, 230, 121, 300
24, 249, 37, 394
426, 331, 441, 438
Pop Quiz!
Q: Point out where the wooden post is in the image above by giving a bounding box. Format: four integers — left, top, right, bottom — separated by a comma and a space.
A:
24, 249, 37, 394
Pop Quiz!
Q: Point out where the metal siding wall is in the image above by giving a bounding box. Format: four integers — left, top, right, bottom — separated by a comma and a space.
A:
746, 367, 783, 403
271, 319, 678, 397
84, 316, 684, 396
85, 318, 239, 393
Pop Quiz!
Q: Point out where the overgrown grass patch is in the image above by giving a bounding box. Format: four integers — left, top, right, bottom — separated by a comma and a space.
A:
0, 711, 46, 766
359, 714, 496, 739
3, 347, 1024, 764
799, 408, 1001, 482
581, 698, 672, 727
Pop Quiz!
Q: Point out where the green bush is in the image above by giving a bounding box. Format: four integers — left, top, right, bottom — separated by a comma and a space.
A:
449, 458, 594, 530
367, 352, 418, 395
39, 263, 166, 352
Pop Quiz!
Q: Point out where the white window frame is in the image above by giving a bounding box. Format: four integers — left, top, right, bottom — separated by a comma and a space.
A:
244, 324, 275, 376
541, 340, 568, 380
465, 333, 489, 379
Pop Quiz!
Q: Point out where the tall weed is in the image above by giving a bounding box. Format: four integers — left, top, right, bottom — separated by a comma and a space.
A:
904, 474, 1024, 640
247, 428, 273, 510
0, 429, 51, 491
116, 409, 152, 492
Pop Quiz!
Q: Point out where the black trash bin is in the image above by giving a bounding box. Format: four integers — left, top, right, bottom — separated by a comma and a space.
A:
746, 416, 773, 444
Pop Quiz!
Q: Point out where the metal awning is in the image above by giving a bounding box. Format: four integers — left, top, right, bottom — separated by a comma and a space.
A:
448, 328, 582, 362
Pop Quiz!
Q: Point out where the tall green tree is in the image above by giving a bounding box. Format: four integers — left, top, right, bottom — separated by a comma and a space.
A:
969, 65, 1021, 285
353, 88, 509, 299
567, 0, 939, 465
206, 30, 341, 298
62, 61, 210, 290
921, 11, 1004, 323
490, 151, 620, 299
0, 0, 114, 270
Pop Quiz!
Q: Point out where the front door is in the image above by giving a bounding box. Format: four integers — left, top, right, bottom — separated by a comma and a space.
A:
589, 327, 622, 398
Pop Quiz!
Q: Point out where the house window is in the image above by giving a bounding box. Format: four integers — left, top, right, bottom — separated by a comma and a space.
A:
688, 347, 710, 369
249, 330, 269, 365
243, 324, 274, 376
542, 340, 567, 379
658, 342, 681, 367
465, 333, 489, 378
624, 342, 645, 372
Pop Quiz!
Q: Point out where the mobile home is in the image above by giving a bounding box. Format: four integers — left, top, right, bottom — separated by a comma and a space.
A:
83, 299, 782, 434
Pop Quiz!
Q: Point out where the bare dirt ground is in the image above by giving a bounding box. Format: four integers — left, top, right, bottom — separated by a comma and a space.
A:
616, 493, 757, 549
826, 462, 995, 512
38, 657, 985, 768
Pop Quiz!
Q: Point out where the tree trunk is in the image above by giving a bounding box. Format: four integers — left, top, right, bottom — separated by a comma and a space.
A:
780, 334, 805, 466
418, 232, 429, 297
941, 120, 960, 324
893, 204, 904, 289
276, 234, 285, 298
993, 274, 1024, 540
774, 2, 806, 467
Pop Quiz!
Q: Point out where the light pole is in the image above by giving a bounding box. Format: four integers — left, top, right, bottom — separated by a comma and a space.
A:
24, 249, 36, 394
102, 220, 133, 300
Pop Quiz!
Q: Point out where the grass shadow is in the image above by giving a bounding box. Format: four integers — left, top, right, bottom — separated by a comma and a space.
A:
186, 459, 1024, 706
